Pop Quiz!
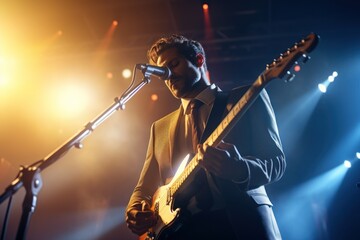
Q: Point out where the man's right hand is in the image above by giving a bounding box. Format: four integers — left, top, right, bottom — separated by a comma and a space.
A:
125, 202, 157, 236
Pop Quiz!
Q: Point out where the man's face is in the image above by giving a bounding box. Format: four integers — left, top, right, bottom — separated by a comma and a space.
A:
156, 47, 201, 99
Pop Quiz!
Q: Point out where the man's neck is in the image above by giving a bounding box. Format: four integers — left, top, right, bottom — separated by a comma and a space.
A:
185, 80, 210, 100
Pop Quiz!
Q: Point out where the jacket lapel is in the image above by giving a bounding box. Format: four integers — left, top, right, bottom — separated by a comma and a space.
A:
168, 106, 183, 170
201, 91, 229, 143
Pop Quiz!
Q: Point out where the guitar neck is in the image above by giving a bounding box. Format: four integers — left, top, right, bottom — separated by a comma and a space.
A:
204, 74, 267, 147
169, 74, 268, 196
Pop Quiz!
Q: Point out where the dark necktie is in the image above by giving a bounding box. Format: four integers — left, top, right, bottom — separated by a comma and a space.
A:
189, 100, 202, 153
188, 99, 213, 210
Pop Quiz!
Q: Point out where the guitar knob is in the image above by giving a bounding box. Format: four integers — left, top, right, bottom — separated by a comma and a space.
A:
146, 231, 156, 240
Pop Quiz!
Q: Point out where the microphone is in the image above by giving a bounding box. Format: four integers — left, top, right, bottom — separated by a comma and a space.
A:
136, 64, 171, 80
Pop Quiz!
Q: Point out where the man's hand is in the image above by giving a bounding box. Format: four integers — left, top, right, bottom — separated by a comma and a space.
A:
197, 141, 247, 182
126, 201, 157, 236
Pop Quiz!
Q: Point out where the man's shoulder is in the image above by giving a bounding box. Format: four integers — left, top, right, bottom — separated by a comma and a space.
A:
153, 107, 181, 126
227, 83, 269, 99
221, 84, 250, 102
229, 84, 251, 95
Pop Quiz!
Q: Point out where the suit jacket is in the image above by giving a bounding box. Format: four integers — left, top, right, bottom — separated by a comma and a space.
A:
127, 85, 286, 239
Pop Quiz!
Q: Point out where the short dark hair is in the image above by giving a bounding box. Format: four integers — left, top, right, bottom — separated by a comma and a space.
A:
147, 34, 207, 71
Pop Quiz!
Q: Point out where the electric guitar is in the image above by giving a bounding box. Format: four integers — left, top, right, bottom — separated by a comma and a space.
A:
140, 32, 319, 240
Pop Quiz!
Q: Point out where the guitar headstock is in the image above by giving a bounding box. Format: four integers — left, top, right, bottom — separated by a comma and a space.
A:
264, 32, 319, 82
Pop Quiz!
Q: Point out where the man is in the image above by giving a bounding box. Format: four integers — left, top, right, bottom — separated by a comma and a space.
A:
126, 35, 285, 239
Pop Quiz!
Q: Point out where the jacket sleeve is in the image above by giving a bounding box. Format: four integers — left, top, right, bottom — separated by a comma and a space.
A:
126, 123, 161, 210
226, 88, 286, 191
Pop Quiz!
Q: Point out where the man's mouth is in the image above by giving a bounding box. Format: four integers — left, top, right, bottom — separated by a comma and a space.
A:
168, 77, 180, 86
169, 76, 179, 82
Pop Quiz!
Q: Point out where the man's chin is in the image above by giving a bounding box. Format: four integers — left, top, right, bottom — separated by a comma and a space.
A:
170, 89, 184, 99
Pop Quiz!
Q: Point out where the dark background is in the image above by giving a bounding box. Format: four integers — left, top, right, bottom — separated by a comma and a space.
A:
1, 0, 359, 239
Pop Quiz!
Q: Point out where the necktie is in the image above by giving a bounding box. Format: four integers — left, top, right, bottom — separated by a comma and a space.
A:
189, 100, 202, 153
188, 99, 213, 210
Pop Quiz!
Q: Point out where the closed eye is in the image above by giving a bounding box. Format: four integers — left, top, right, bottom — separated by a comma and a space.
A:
167, 58, 179, 69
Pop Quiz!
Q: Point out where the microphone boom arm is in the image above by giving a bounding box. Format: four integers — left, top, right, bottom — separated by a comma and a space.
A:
0, 72, 152, 239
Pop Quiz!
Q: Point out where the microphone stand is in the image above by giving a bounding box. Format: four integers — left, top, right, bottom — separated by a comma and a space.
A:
0, 73, 151, 240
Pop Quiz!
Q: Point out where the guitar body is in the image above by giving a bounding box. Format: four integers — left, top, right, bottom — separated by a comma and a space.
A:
139, 154, 191, 240
139, 185, 181, 240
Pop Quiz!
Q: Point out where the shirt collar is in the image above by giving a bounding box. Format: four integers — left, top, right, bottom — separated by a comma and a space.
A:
181, 83, 218, 114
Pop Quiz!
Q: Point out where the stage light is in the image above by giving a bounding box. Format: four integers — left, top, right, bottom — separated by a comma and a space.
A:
294, 65, 301, 72
276, 164, 348, 240
151, 94, 159, 102
0, 56, 15, 88
106, 72, 113, 79
356, 152, 360, 159
344, 160, 352, 168
318, 83, 327, 93
122, 69, 132, 79
317, 71, 338, 93
57, 207, 125, 240
0, 76, 6, 86
49, 78, 95, 117
112, 20, 118, 26
202, 1, 212, 40
57, 30, 63, 36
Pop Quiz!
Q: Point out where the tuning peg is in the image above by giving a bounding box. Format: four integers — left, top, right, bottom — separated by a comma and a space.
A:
266, 61, 275, 69
291, 44, 298, 51
297, 39, 305, 47
285, 71, 295, 82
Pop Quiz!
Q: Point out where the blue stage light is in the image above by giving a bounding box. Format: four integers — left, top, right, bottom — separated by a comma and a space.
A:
318, 83, 327, 93
344, 160, 352, 168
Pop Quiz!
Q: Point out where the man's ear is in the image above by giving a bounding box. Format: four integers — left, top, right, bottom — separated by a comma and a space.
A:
196, 54, 204, 67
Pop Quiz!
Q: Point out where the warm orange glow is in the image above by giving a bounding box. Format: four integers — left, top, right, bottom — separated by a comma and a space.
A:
106, 72, 113, 79
48, 78, 95, 118
0, 4, 179, 240
151, 94, 159, 101
202, 3, 212, 40
0, 56, 16, 89
95, 20, 119, 64
294, 65, 301, 72
35, 30, 64, 52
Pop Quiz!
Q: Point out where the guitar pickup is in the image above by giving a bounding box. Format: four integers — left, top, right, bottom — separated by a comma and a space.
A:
154, 201, 159, 214
166, 187, 171, 205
